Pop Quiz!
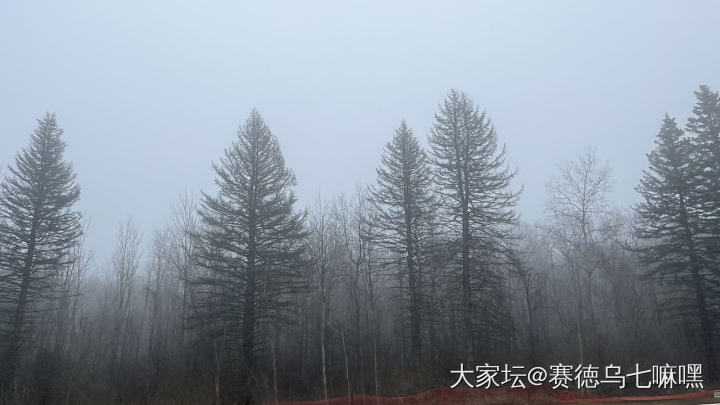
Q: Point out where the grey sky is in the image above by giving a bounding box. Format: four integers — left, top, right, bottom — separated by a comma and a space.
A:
1, 1, 719, 263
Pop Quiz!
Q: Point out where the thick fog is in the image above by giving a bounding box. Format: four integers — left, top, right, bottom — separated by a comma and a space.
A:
6, 3, 720, 405
1, 1, 719, 264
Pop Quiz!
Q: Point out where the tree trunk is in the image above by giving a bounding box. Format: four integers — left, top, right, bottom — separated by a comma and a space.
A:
2, 225, 37, 387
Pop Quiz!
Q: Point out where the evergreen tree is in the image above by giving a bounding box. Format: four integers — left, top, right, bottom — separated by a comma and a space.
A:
194, 110, 306, 404
429, 90, 518, 360
0, 113, 82, 387
635, 115, 717, 377
371, 121, 435, 371
687, 85, 720, 280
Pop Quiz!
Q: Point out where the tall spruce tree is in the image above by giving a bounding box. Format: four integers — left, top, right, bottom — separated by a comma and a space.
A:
687, 86, 720, 281
371, 121, 435, 372
429, 90, 518, 360
194, 110, 306, 404
0, 113, 82, 387
635, 115, 717, 377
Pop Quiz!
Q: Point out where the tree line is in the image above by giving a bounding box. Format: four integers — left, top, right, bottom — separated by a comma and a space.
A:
0, 87, 719, 404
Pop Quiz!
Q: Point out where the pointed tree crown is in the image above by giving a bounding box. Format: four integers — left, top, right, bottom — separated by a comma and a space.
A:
429, 89, 518, 229
0, 113, 81, 268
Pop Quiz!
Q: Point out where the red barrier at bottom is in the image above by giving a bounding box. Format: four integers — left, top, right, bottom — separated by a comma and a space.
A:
270, 386, 717, 405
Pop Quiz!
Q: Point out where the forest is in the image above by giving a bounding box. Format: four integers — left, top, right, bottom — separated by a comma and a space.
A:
1, 86, 720, 405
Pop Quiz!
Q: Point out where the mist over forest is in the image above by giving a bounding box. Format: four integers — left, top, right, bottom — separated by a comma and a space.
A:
2, 85, 720, 404
2, 2, 720, 405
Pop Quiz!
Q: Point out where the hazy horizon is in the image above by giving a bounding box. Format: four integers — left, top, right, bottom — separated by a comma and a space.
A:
2, 0, 719, 263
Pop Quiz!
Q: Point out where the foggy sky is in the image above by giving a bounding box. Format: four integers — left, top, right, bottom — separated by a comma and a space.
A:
1, 0, 719, 263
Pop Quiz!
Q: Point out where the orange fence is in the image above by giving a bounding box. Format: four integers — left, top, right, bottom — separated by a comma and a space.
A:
270, 386, 717, 405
